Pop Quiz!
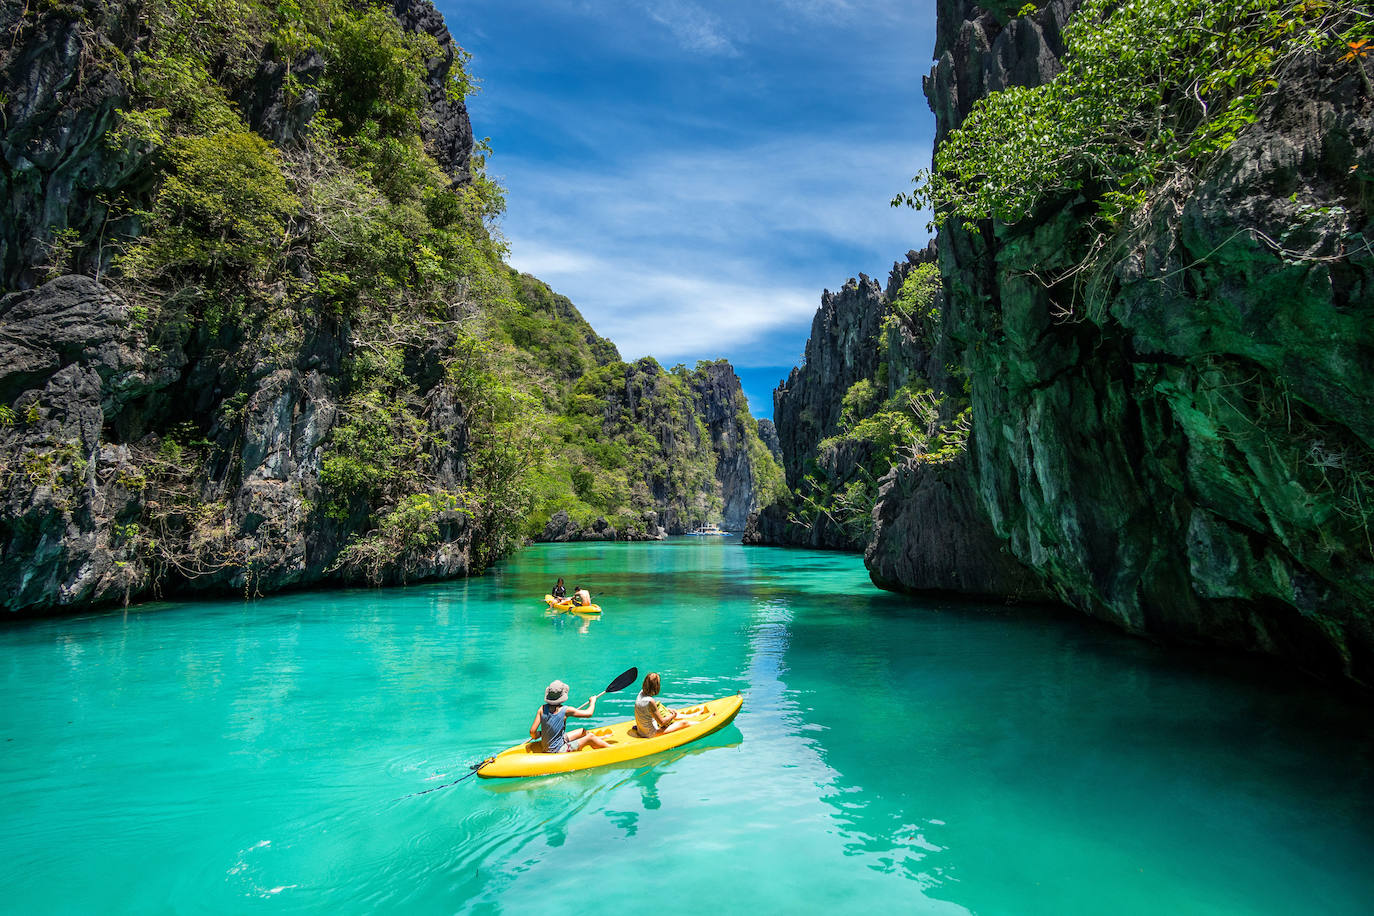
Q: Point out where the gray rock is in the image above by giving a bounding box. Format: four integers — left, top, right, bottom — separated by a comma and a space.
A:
0, 0, 487, 613
866, 454, 1052, 600
688, 360, 759, 530
756, 418, 782, 461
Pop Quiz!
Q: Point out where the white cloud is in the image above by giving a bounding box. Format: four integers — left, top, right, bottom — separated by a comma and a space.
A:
499, 129, 931, 264
488, 127, 932, 366
643, 0, 740, 56
508, 241, 819, 363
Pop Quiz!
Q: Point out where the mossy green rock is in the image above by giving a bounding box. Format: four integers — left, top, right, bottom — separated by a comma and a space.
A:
905, 0, 1374, 685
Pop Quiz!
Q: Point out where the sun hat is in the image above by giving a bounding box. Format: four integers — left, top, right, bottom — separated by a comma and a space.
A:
545, 680, 570, 705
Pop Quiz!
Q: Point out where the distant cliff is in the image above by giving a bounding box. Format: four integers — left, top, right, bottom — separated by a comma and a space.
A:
535, 358, 783, 541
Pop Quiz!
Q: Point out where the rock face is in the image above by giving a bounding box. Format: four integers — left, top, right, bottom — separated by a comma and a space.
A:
688, 360, 762, 531
0, 0, 779, 616
749, 246, 978, 552
772, 274, 889, 490
866, 454, 1052, 601
749, 273, 892, 551
0, 0, 483, 614
0, 2, 139, 290
389, 0, 474, 183
868, 0, 1374, 685
756, 418, 782, 461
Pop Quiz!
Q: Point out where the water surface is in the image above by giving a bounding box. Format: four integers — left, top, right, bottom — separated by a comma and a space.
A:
3, 540, 1372, 913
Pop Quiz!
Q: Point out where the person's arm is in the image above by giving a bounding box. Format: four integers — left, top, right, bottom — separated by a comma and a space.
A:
530, 708, 542, 739
651, 702, 677, 727
567, 696, 598, 718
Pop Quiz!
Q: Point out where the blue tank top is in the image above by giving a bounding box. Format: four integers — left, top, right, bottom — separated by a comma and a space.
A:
540, 703, 568, 752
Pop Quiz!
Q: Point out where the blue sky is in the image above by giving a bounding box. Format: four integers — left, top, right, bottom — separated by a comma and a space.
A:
440, 0, 939, 417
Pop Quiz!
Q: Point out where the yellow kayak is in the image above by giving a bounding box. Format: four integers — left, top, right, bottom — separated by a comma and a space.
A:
477, 694, 743, 778
543, 595, 600, 614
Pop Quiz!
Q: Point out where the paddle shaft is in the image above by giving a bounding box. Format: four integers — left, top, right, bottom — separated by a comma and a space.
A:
577, 666, 638, 708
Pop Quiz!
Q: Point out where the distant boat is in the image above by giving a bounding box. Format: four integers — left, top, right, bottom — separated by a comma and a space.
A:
686, 524, 730, 536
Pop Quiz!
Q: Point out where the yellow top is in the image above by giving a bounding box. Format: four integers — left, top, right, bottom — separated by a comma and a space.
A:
477, 694, 743, 778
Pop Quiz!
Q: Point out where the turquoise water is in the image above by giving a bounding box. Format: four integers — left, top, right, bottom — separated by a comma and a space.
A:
3, 540, 1373, 914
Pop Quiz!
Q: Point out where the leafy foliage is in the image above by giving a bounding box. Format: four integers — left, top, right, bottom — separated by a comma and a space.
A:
888, 262, 942, 343
121, 131, 297, 285
897, 0, 1371, 230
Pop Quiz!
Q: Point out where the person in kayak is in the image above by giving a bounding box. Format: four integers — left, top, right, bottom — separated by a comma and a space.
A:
571, 584, 592, 607
634, 672, 690, 738
551, 578, 567, 599
531, 680, 611, 753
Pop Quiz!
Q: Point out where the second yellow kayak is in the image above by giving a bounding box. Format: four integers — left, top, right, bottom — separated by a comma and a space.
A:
543, 595, 601, 614
477, 694, 742, 778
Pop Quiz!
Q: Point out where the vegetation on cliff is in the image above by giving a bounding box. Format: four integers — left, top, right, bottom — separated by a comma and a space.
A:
861, 0, 1374, 684
900, 0, 1371, 233
0, 0, 778, 610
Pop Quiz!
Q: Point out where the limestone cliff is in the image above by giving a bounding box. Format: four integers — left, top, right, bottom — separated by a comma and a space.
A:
0, 0, 487, 612
869, 0, 1374, 686
0, 0, 773, 615
748, 247, 970, 552
688, 360, 778, 531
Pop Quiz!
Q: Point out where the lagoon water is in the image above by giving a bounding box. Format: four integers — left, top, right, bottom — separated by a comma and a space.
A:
3, 539, 1373, 914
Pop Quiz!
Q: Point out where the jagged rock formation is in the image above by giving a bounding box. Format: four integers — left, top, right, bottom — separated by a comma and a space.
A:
747, 272, 896, 550
868, 0, 1374, 686
0, 0, 483, 612
688, 360, 768, 531
757, 418, 782, 461
390, 0, 474, 182
772, 274, 888, 489
749, 246, 977, 552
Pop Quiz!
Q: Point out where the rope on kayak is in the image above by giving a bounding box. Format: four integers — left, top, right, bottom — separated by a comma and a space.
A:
397, 757, 495, 799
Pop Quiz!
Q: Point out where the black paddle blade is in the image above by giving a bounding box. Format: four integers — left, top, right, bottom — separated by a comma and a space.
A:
603, 667, 638, 695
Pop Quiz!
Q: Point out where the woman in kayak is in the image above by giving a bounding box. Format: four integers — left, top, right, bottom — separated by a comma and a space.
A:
551, 578, 567, 599
634, 672, 691, 738
531, 680, 612, 753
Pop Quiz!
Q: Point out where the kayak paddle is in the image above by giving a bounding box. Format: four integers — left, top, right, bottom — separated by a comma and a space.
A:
579, 666, 638, 707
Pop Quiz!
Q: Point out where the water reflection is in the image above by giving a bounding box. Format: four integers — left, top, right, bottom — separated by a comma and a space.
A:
545, 607, 599, 635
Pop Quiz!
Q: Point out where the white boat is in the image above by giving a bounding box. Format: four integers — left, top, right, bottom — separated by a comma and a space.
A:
686, 524, 730, 536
